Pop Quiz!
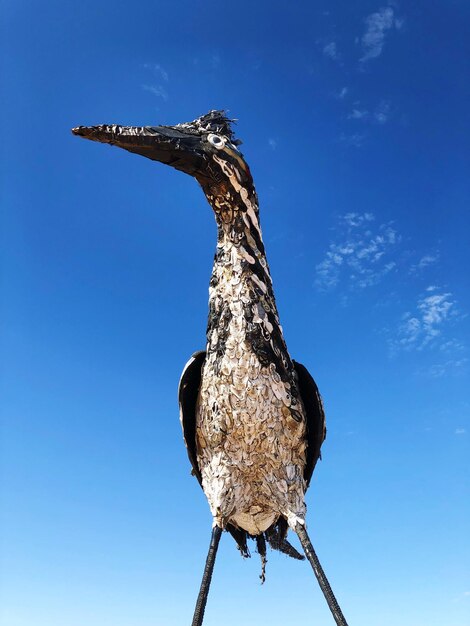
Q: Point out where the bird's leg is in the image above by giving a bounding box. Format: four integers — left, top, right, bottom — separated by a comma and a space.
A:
191, 524, 222, 626
295, 522, 349, 626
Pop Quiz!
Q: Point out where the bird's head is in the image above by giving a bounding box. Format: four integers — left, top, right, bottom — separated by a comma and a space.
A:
72, 110, 257, 222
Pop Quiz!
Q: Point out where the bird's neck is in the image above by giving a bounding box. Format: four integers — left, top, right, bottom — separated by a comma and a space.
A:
205, 194, 293, 381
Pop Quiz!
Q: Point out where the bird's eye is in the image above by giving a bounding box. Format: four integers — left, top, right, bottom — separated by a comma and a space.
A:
208, 134, 226, 149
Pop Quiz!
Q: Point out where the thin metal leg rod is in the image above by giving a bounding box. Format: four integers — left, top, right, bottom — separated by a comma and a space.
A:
295, 522, 349, 626
191, 525, 222, 626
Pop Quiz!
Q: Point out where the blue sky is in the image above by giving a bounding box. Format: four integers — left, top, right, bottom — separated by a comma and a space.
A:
1, 1, 469, 625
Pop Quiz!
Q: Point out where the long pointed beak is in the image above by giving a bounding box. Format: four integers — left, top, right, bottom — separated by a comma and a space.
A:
72, 124, 205, 177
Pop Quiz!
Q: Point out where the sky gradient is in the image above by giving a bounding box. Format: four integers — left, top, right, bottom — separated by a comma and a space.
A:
1, 1, 469, 625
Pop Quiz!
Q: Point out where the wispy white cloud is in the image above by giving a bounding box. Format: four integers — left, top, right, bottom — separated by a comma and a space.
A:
409, 253, 439, 274
268, 138, 277, 150
425, 359, 468, 378
440, 338, 465, 353
144, 63, 169, 82
455, 428, 467, 435
338, 132, 367, 148
323, 41, 339, 60
374, 99, 391, 124
338, 87, 348, 99
142, 84, 168, 100
394, 287, 461, 351
317, 213, 466, 373
315, 212, 399, 290
347, 100, 392, 124
348, 108, 369, 120
142, 62, 169, 100
395, 17, 405, 30
343, 212, 374, 227
360, 6, 398, 63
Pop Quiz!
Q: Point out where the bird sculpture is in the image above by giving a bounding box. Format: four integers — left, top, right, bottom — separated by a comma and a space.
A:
72, 110, 348, 626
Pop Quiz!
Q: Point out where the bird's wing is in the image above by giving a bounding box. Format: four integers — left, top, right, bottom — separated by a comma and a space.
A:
293, 360, 327, 487
178, 351, 206, 485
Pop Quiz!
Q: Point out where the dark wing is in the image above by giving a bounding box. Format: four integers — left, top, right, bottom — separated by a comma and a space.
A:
178, 351, 206, 485
293, 360, 327, 487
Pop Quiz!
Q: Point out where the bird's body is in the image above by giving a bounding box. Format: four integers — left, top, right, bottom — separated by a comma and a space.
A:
175, 121, 325, 553
72, 111, 347, 626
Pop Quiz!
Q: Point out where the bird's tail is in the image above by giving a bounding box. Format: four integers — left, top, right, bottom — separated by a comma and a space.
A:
226, 517, 304, 582
264, 517, 304, 560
